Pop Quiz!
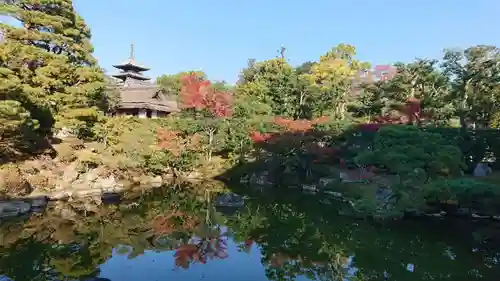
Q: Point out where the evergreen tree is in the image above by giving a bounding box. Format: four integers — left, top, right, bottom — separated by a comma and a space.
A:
0, 0, 111, 157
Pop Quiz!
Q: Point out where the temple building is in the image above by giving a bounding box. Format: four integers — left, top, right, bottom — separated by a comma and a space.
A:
110, 44, 178, 118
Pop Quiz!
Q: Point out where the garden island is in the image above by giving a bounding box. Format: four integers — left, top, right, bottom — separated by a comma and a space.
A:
0, 1, 500, 280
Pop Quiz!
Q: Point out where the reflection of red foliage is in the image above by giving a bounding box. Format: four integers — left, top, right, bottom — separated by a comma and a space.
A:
180, 73, 233, 117
174, 238, 229, 269
175, 244, 199, 269
244, 239, 254, 247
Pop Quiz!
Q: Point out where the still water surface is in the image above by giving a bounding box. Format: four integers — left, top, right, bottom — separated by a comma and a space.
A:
0, 187, 499, 281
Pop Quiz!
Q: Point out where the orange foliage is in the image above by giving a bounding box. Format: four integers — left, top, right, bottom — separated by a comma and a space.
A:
157, 129, 201, 156
273, 116, 330, 132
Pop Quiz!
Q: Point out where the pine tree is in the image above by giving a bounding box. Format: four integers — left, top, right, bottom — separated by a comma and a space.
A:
0, 0, 111, 157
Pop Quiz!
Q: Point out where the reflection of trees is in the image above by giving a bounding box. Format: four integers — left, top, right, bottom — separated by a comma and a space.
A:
225, 191, 498, 281
0, 187, 498, 281
0, 187, 228, 279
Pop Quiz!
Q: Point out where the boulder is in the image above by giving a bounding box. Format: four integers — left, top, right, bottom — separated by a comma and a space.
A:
11, 181, 33, 197
61, 163, 79, 184
324, 190, 343, 198
302, 184, 317, 192
94, 175, 123, 192
151, 176, 163, 188
84, 169, 100, 183
50, 189, 71, 200
319, 177, 336, 187
0, 200, 31, 218
72, 188, 102, 198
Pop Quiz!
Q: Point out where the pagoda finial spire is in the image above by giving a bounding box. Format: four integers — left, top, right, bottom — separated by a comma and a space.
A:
129, 41, 135, 61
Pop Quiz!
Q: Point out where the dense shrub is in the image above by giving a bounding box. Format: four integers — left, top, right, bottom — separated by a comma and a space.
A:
423, 178, 500, 215
355, 126, 465, 177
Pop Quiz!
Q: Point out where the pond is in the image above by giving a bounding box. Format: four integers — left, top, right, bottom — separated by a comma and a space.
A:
0, 186, 499, 281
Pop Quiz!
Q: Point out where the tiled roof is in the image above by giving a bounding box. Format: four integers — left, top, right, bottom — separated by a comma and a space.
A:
118, 85, 179, 113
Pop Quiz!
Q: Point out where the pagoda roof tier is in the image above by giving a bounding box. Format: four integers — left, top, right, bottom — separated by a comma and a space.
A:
112, 42, 151, 72
112, 59, 150, 72
111, 71, 151, 81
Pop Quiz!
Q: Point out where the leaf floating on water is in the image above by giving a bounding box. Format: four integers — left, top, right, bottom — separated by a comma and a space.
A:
406, 263, 415, 272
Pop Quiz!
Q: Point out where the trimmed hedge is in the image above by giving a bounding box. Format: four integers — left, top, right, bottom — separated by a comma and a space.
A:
332, 126, 500, 172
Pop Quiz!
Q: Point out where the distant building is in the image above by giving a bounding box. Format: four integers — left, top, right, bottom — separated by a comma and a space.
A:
110, 43, 178, 118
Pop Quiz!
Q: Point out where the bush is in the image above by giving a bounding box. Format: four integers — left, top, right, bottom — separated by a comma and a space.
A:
423, 178, 500, 215
355, 126, 465, 177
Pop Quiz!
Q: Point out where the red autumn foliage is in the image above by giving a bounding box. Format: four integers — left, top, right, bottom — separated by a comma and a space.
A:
306, 144, 338, 164
156, 129, 201, 156
180, 72, 233, 117
273, 116, 330, 133
249, 131, 273, 143
357, 98, 423, 132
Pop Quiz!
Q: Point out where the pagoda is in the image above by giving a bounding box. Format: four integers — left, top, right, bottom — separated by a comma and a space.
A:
110, 43, 178, 118
112, 43, 152, 86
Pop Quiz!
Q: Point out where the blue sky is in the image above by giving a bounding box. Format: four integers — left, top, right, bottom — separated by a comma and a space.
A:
5, 1, 500, 83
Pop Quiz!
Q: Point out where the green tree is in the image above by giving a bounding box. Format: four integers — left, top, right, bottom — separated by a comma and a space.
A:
295, 61, 316, 75
308, 44, 370, 119
0, 0, 110, 140
236, 57, 303, 118
442, 45, 500, 128
354, 59, 454, 125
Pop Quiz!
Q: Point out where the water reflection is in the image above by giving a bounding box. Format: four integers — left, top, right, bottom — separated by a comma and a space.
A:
0, 187, 498, 281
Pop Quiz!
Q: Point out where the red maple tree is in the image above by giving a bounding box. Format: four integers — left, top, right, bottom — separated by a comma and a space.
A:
156, 129, 201, 156
273, 116, 330, 133
357, 98, 423, 133
249, 131, 273, 143
179, 73, 233, 117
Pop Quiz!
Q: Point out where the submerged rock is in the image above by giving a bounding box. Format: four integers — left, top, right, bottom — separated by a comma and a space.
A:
0, 200, 31, 218
214, 193, 244, 208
